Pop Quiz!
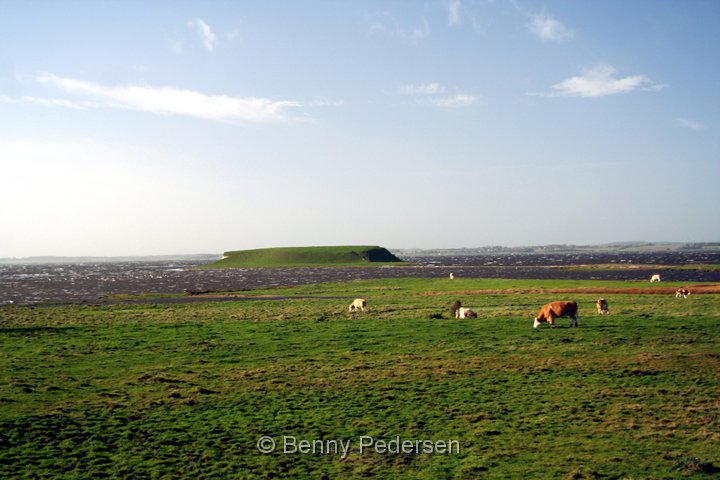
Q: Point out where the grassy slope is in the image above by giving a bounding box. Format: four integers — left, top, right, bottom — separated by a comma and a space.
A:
203, 245, 405, 268
1, 278, 719, 479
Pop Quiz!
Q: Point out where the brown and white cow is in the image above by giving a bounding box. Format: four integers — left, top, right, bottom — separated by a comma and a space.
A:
456, 307, 477, 319
349, 298, 367, 312
534, 301, 578, 328
596, 298, 609, 315
675, 288, 690, 298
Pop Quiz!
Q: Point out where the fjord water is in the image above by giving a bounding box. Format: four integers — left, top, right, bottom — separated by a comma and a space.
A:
2, 252, 719, 305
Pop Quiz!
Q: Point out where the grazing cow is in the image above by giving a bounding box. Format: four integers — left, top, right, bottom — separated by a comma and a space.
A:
675, 288, 690, 298
449, 272, 455, 280
596, 298, 609, 315
534, 301, 578, 328
456, 307, 477, 319
450, 300, 462, 318
349, 298, 367, 312
650, 274, 661, 283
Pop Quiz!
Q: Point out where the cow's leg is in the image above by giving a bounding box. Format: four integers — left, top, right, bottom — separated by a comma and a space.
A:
572, 314, 578, 327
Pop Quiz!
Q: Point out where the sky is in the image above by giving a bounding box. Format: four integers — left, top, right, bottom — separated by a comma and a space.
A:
1, 0, 719, 257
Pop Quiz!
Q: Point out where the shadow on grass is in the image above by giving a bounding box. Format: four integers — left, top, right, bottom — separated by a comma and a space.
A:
534, 323, 621, 330
0, 326, 78, 336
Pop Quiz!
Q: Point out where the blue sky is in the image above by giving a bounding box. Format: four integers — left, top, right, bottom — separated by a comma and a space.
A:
1, 0, 718, 257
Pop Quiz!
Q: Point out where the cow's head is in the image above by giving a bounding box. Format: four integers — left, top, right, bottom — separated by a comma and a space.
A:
533, 317, 541, 329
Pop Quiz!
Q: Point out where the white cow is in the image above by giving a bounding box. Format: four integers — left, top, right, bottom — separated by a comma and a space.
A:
455, 307, 477, 319
449, 272, 455, 280
650, 274, 661, 283
349, 298, 367, 312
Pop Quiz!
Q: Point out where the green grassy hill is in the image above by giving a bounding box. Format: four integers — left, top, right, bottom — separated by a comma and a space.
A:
202, 245, 405, 268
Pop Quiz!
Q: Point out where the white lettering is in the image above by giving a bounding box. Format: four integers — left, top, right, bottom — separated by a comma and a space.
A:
339, 438, 352, 459
297, 439, 311, 454
358, 435, 374, 453
283, 436, 297, 454
278, 435, 460, 457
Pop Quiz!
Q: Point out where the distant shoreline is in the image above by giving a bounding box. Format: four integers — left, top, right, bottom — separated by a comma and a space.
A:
2, 242, 719, 265
0, 254, 221, 265
394, 241, 720, 256
3, 251, 720, 306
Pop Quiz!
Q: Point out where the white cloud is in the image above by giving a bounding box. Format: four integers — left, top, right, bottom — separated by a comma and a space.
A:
411, 20, 430, 44
547, 64, 661, 98
22, 96, 85, 109
368, 20, 389, 36
400, 83, 444, 95
399, 82, 477, 108
676, 117, 706, 130
448, 0, 461, 26
367, 13, 429, 44
189, 18, 217, 51
225, 29, 240, 42
2, 94, 85, 109
428, 94, 479, 108
308, 98, 345, 107
34, 74, 299, 123
171, 38, 185, 55
529, 13, 572, 41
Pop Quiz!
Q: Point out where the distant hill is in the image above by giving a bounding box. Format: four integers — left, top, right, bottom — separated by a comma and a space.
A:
203, 246, 405, 268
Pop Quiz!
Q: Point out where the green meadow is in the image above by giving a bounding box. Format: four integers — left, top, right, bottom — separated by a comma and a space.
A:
1, 278, 719, 479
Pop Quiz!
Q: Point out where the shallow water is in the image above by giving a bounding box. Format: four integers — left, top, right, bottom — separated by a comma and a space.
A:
2, 252, 719, 305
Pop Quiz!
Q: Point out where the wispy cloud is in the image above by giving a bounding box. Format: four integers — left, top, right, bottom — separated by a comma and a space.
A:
188, 18, 218, 51
411, 19, 430, 43
367, 13, 429, 45
539, 64, 665, 98
23, 95, 85, 109
2, 94, 85, 109
307, 98, 345, 107
428, 94, 478, 108
34, 75, 299, 123
528, 13, 572, 42
400, 83, 445, 95
399, 82, 478, 108
448, 0, 461, 26
676, 117, 707, 130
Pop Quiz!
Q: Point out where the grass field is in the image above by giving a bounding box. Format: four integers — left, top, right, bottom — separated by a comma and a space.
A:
1, 278, 719, 479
